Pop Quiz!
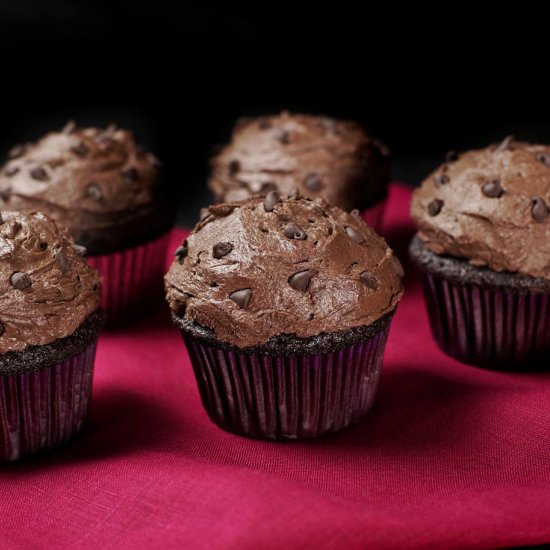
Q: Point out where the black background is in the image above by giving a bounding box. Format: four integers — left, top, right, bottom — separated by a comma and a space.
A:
2, 1, 550, 225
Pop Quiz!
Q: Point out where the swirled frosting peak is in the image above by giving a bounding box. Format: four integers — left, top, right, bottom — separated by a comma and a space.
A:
165, 194, 403, 348
0, 211, 101, 353
411, 139, 550, 279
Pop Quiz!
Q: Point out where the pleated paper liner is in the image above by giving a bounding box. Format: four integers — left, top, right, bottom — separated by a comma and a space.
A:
179, 313, 394, 440
409, 236, 550, 370
0, 342, 97, 462
87, 231, 171, 325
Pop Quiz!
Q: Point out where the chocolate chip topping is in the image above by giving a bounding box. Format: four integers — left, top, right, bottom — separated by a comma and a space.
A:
434, 174, 450, 186
482, 179, 503, 198
229, 288, 252, 309
10, 271, 31, 290
71, 142, 89, 157
284, 222, 307, 240
73, 244, 87, 256
303, 172, 324, 193
360, 270, 380, 289
350, 209, 360, 217
445, 150, 459, 162
228, 159, 240, 175
345, 225, 365, 243
427, 199, 444, 216
122, 167, 139, 183
165, 195, 403, 348
209, 204, 237, 217
175, 243, 188, 263
263, 191, 280, 212
85, 182, 102, 201
531, 197, 548, 222
212, 242, 233, 259
54, 247, 70, 273
538, 153, 550, 167
288, 269, 316, 291
30, 166, 50, 181
277, 130, 290, 144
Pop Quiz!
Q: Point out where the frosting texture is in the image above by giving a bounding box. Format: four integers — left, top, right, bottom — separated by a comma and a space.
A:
0, 123, 170, 254
209, 112, 390, 211
0, 211, 101, 353
165, 194, 403, 348
411, 139, 550, 279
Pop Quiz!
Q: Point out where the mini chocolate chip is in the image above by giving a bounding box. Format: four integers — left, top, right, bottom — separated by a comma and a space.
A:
350, 209, 360, 217
258, 118, 271, 130
289, 188, 301, 200
229, 288, 252, 309
122, 167, 139, 183
30, 166, 49, 181
288, 269, 316, 291
228, 159, 240, 175
434, 174, 449, 186
71, 142, 89, 157
175, 243, 188, 263
0, 321, 4, 336
260, 181, 277, 193
284, 222, 307, 240
263, 191, 280, 212
303, 172, 324, 192
10, 271, 31, 290
495, 135, 514, 152
213, 242, 233, 259
345, 226, 365, 244
39, 241, 47, 251
208, 204, 236, 217
55, 247, 70, 273
4, 166, 19, 177
393, 256, 405, 278
73, 244, 87, 256
199, 208, 210, 221
360, 270, 379, 289
482, 179, 503, 198
277, 130, 290, 144
445, 150, 459, 162
531, 197, 549, 222
62, 120, 76, 134
85, 182, 102, 201
537, 153, 550, 167
428, 199, 444, 216
8, 144, 26, 159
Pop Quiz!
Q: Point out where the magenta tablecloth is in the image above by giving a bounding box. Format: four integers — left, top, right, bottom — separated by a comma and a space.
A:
1, 184, 549, 550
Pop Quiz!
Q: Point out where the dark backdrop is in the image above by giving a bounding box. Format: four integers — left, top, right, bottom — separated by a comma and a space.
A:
2, 1, 550, 225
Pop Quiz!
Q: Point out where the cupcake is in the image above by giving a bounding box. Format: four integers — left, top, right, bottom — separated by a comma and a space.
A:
208, 112, 390, 230
0, 211, 103, 461
165, 192, 403, 439
0, 122, 173, 323
410, 137, 550, 369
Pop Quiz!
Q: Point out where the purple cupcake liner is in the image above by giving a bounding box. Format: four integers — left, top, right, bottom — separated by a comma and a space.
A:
0, 342, 97, 462
361, 196, 387, 232
183, 325, 391, 439
422, 272, 550, 370
87, 231, 171, 324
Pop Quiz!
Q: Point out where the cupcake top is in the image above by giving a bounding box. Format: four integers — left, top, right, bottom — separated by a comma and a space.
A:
0, 122, 169, 254
208, 111, 390, 211
165, 193, 403, 348
0, 211, 101, 354
411, 138, 550, 280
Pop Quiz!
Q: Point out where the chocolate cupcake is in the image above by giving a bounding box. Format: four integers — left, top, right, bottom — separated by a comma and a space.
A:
165, 193, 403, 439
0, 122, 173, 322
0, 211, 103, 461
410, 137, 550, 369
209, 112, 390, 230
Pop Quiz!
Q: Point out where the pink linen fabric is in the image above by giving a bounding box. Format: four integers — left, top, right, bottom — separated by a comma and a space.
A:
1, 184, 549, 550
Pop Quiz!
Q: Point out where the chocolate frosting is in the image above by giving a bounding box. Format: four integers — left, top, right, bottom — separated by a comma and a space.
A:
411, 139, 550, 279
165, 194, 403, 348
0, 211, 101, 353
208, 112, 390, 211
0, 123, 171, 254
